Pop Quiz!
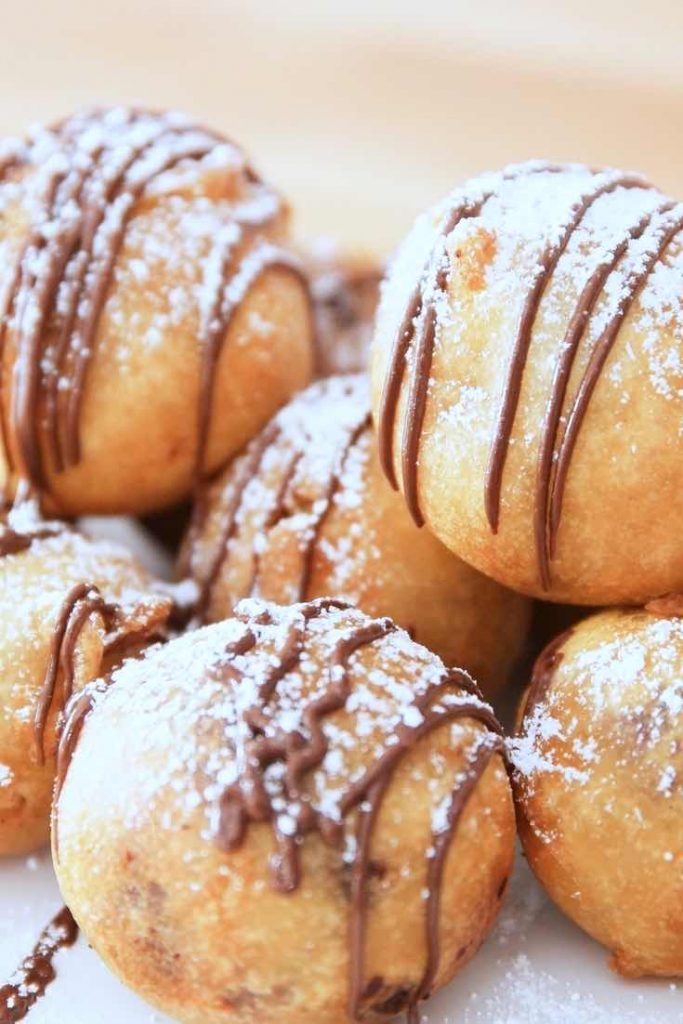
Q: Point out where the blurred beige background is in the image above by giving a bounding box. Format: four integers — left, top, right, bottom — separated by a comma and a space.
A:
1, 0, 682, 255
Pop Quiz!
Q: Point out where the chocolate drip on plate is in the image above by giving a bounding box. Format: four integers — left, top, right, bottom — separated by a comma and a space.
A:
0, 907, 78, 1023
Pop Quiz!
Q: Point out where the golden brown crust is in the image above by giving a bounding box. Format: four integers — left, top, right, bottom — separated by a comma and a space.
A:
0, 513, 170, 855
181, 375, 530, 697
511, 607, 683, 977
54, 599, 514, 1024
371, 162, 683, 605
0, 108, 314, 516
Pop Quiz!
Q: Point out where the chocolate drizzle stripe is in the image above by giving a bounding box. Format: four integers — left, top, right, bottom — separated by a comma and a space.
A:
53, 598, 505, 1024
376, 163, 683, 589
295, 415, 372, 601
377, 193, 490, 497
184, 421, 283, 620
0, 906, 78, 1023
484, 173, 648, 535
33, 582, 111, 765
547, 207, 683, 550
193, 243, 309, 494
377, 162, 564, 521
533, 200, 676, 586
53, 686, 96, 814
346, 693, 504, 1022
377, 280, 421, 489
189, 402, 371, 622
414, 739, 503, 1009
400, 304, 436, 527
0, 109, 305, 507
522, 626, 573, 720
0, 519, 66, 558
399, 197, 489, 526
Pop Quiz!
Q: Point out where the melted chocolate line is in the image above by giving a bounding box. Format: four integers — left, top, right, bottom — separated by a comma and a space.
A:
340, 696, 502, 819
377, 163, 564, 515
33, 583, 110, 765
484, 173, 649, 535
0, 907, 78, 1024
548, 208, 683, 549
346, 692, 503, 1021
413, 739, 502, 1010
376, 281, 422, 490
0, 518, 65, 558
377, 193, 488, 494
522, 627, 573, 720
186, 421, 282, 620
53, 687, 96, 815
193, 244, 307, 495
399, 201, 488, 526
0, 109, 295, 508
400, 304, 436, 527
534, 200, 675, 587
295, 415, 372, 602
348, 774, 392, 1020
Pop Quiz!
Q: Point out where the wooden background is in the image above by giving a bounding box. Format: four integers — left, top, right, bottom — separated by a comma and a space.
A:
1, 0, 682, 256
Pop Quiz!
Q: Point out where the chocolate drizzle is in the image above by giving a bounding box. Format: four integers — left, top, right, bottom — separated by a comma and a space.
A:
523, 627, 573, 719
0, 507, 168, 782
55, 599, 505, 1022
0, 514, 65, 558
184, 377, 372, 621
377, 164, 682, 589
0, 906, 78, 1023
210, 601, 505, 1020
33, 582, 115, 765
0, 107, 306, 504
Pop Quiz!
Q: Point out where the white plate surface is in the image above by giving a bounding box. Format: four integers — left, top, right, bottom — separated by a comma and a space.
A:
1, 847, 680, 1024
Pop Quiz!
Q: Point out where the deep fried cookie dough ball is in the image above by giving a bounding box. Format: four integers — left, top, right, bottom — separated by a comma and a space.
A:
0, 506, 171, 856
303, 240, 382, 376
371, 161, 683, 605
53, 598, 514, 1024
181, 375, 530, 697
0, 107, 314, 516
511, 601, 683, 977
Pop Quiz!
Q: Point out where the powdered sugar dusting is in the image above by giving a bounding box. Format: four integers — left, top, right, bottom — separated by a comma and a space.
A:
58, 599, 499, 875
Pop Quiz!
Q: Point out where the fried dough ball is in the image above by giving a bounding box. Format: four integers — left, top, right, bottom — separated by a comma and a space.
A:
180, 375, 530, 697
53, 598, 514, 1024
0, 107, 314, 516
371, 161, 683, 605
511, 601, 683, 977
303, 240, 382, 376
0, 505, 170, 856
